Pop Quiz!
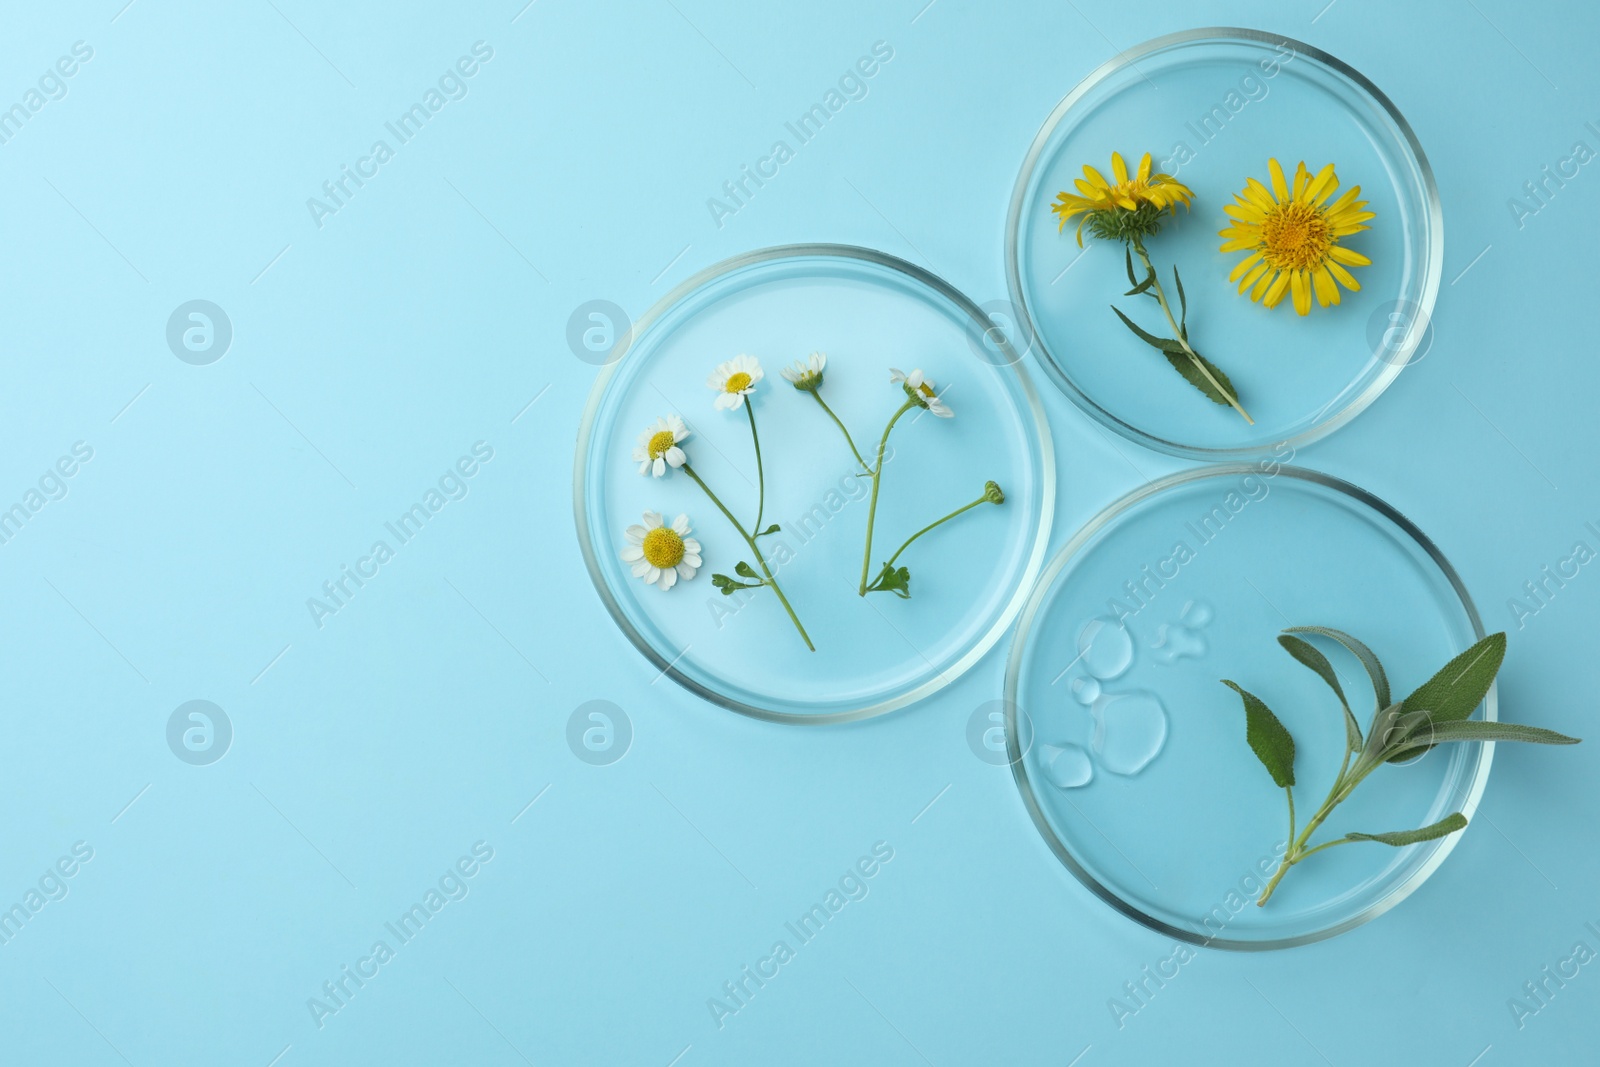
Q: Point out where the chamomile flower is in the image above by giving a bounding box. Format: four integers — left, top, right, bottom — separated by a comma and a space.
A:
631, 415, 689, 477
780, 352, 827, 392
707, 354, 764, 410
620, 511, 701, 591
889, 367, 953, 418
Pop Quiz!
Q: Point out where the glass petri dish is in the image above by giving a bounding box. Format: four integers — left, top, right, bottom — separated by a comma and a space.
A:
575, 245, 1054, 724
1005, 28, 1442, 457
1003, 465, 1492, 949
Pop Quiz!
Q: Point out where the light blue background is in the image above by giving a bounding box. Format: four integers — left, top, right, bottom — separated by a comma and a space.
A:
0, 1, 1595, 1064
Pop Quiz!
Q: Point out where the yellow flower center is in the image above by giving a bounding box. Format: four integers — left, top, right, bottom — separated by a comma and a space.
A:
723, 372, 752, 393
647, 430, 677, 459
917, 381, 936, 398
641, 527, 685, 569
1259, 200, 1333, 272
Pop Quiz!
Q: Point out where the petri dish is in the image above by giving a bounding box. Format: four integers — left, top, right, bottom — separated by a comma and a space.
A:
1004, 465, 1493, 949
1005, 28, 1442, 457
575, 245, 1054, 724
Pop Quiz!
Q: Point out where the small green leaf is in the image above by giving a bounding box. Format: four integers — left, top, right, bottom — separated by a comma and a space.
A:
1400, 633, 1506, 724
1161, 348, 1240, 408
1343, 813, 1468, 847
758, 524, 781, 536
734, 561, 759, 579
1110, 305, 1172, 351
1124, 246, 1138, 289
1173, 265, 1188, 336
711, 573, 758, 596
1222, 680, 1296, 788
1283, 626, 1392, 709
1124, 276, 1155, 297
1278, 634, 1361, 752
867, 563, 912, 599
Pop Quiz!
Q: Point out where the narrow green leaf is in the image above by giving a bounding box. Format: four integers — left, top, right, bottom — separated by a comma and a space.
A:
1124, 276, 1155, 297
1387, 719, 1582, 760
1222, 680, 1296, 788
1161, 348, 1240, 408
1124, 246, 1138, 289
1343, 812, 1468, 847
1278, 634, 1362, 751
1283, 626, 1392, 709
1400, 633, 1507, 724
1173, 265, 1188, 337
1110, 305, 1172, 352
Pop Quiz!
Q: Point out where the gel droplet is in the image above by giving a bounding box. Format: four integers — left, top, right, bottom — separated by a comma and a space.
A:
1091, 690, 1168, 775
1151, 600, 1212, 663
1071, 676, 1101, 705
1078, 617, 1133, 680
1042, 742, 1094, 788
1183, 599, 1214, 627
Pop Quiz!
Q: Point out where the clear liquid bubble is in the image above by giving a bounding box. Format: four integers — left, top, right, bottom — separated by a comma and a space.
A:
1151, 600, 1213, 663
1042, 742, 1094, 789
1091, 690, 1169, 776
1071, 675, 1101, 705
1077, 616, 1134, 680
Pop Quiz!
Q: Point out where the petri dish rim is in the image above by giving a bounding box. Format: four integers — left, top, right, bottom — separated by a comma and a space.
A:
1002, 464, 1494, 950
573, 243, 1056, 725
1003, 26, 1444, 459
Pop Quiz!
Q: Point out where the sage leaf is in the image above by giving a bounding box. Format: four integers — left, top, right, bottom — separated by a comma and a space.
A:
1400, 632, 1506, 724
1283, 626, 1392, 709
1385, 719, 1582, 763
1222, 680, 1296, 788
1162, 348, 1241, 409
1278, 634, 1362, 751
1343, 812, 1468, 847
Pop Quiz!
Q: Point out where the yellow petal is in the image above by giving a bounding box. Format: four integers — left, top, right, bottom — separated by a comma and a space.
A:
1239, 262, 1270, 294
1305, 164, 1338, 204
1220, 236, 1258, 252
1327, 260, 1361, 291
1291, 269, 1311, 315
1312, 265, 1340, 307
1292, 162, 1311, 200
1137, 153, 1153, 181
1229, 251, 1264, 282
1083, 165, 1110, 190
1268, 158, 1288, 201
1111, 152, 1129, 184
1263, 270, 1291, 307
1329, 246, 1371, 267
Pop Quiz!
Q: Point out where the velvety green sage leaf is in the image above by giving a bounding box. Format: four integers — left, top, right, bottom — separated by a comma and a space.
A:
1161, 348, 1240, 408
1278, 634, 1362, 751
1383, 717, 1582, 763
1222, 680, 1296, 788
1399, 632, 1506, 724
1343, 812, 1468, 847
1283, 626, 1391, 709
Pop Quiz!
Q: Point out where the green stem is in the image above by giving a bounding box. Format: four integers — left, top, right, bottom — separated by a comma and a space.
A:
745, 402, 766, 535
682, 463, 813, 651
1132, 240, 1254, 426
1257, 757, 1381, 906
864, 491, 995, 593
858, 398, 918, 596
809, 392, 869, 472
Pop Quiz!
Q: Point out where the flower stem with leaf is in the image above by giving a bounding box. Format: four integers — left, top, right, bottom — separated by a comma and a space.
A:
864, 481, 1005, 597
1223, 628, 1579, 907
687, 463, 813, 651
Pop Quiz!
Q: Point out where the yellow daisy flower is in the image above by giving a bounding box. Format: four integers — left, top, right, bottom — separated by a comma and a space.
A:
1051, 152, 1195, 247
1220, 159, 1375, 316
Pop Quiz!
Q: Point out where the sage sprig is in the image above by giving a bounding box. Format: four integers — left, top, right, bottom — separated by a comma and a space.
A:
1222, 628, 1581, 907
